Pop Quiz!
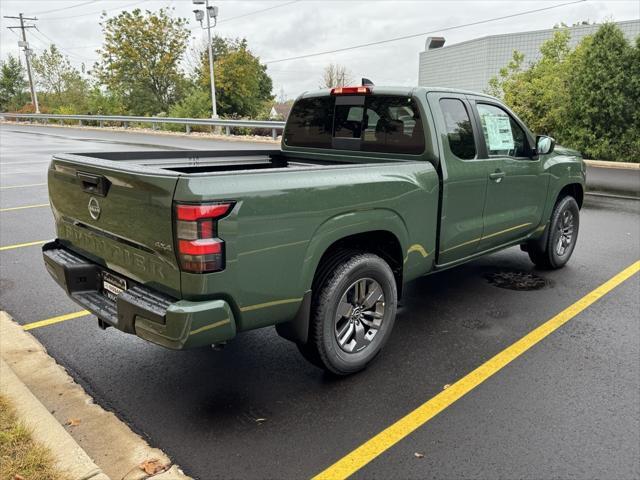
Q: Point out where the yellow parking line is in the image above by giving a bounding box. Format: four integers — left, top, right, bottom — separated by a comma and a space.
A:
0, 240, 47, 251
23, 311, 90, 331
0, 182, 47, 190
313, 260, 640, 480
0, 203, 49, 212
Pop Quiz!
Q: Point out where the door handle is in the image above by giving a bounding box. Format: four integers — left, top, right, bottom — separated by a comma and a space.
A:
489, 170, 506, 183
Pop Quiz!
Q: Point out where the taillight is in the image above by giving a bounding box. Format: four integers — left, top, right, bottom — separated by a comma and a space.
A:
175, 202, 233, 273
330, 86, 371, 95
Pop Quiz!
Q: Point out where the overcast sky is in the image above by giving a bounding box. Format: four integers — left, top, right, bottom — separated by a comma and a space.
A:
1, 0, 638, 100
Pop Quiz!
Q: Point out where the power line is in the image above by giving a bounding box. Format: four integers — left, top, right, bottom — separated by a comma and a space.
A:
19, 28, 101, 53
30, 1, 99, 17
39, 0, 150, 21
218, 0, 300, 24
264, 0, 587, 64
31, 26, 97, 62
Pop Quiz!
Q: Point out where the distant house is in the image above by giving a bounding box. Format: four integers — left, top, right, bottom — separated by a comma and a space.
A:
269, 103, 292, 121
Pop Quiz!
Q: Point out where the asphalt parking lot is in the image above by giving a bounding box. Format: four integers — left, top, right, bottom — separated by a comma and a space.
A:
1, 123, 639, 479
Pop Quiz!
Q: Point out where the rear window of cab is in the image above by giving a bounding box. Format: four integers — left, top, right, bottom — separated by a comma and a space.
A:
284, 95, 425, 155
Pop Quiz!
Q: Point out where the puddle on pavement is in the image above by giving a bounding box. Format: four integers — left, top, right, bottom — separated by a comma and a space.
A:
484, 270, 548, 291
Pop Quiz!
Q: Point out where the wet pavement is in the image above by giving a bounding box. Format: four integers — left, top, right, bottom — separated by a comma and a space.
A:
1, 123, 638, 479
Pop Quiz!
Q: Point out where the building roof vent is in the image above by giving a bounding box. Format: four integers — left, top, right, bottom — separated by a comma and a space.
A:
426, 36, 445, 50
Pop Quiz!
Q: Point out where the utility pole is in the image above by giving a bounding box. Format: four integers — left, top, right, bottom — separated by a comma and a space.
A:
4, 13, 40, 113
193, 1, 219, 119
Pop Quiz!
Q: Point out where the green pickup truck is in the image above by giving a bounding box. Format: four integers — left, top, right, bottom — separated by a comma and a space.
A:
43, 86, 585, 375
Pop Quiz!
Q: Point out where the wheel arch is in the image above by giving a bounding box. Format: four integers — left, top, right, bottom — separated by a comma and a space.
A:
300, 209, 409, 295
540, 181, 584, 230
558, 182, 584, 208
276, 210, 408, 345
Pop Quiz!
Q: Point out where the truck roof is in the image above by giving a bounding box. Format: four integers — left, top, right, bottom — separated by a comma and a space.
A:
297, 85, 499, 101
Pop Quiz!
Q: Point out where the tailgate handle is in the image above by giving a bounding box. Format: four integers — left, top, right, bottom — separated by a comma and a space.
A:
77, 172, 110, 197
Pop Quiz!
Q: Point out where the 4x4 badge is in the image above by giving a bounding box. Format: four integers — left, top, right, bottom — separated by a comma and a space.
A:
88, 197, 101, 220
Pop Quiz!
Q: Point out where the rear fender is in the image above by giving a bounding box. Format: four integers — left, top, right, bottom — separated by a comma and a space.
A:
299, 209, 410, 293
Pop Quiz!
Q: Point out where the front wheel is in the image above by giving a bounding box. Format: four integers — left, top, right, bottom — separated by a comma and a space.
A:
303, 253, 398, 375
528, 195, 580, 269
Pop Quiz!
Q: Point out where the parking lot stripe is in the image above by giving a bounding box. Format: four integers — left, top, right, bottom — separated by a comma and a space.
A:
313, 260, 640, 480
0, 240, 47, 251
0, 203, 49, 212
22, 311, 90, 331
0, 182, 47, 190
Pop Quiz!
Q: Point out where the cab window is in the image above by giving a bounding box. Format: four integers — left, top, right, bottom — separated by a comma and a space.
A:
284, 97, 334, 148
439, 98, 476, 160
476, 103, 531, 158
361, 96, 424, 154
334, 105, 364, 139
285, 95, 424, 155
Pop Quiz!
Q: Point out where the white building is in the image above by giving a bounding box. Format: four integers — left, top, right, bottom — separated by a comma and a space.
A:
418, 19, 640, 93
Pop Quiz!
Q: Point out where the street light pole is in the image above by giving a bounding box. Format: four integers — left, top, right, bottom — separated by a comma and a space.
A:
205, 1, 217, 119
193, 0, 218, 119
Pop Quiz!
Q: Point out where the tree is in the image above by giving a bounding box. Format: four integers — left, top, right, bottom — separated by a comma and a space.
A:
169, 88, 211, 119
320, 63, 353, 88
31, 45, 88, 112
93, 8, 190, 115
564, 23, 638, 161
87, 86, 125, 115
487, 29, 572, 136
193, 37, 273, 118
488, 23, 639, 162
0, 55, 28, 111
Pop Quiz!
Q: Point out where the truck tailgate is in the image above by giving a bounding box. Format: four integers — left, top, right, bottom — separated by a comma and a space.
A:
48, 156, 181, 297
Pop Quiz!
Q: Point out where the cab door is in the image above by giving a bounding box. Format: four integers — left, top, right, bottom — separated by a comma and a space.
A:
428, 92, 487, 265
470, 99, 548, 251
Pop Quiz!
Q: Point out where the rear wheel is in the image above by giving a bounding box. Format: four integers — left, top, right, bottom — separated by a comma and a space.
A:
528, 195, 580, 269
301, 253, 397, 375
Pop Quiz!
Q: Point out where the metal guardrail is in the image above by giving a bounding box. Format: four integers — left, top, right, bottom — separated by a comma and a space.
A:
0, 113, 286, 139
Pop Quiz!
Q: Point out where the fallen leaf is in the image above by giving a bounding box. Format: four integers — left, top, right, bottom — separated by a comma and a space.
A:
414, 452, 425, 459
443, 384, 451, 390
140, 458, 167, 475
255, 418, 267, 424
14, 475, 25, 480
66, 418, 81, 427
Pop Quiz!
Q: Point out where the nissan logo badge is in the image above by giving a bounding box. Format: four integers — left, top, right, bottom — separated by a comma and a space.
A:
88, 197, 101, 220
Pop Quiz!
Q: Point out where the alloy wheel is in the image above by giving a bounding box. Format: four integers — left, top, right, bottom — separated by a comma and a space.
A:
334, 278, 385, 353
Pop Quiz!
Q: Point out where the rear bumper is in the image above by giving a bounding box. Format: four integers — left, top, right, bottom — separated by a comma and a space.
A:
42, 240, 236, 349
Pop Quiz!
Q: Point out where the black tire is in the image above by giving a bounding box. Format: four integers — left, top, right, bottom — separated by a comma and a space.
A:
302, 253, 398, 375
528, 195, 580, 269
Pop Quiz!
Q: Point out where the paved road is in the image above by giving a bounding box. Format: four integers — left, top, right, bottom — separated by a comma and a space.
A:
1, 124, 639, 479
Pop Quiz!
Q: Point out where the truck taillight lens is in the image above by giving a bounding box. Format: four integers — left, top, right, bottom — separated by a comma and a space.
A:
175, 202, 233, 273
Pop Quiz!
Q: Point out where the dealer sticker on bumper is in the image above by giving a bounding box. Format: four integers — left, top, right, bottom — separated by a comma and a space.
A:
102, 271, 127, 301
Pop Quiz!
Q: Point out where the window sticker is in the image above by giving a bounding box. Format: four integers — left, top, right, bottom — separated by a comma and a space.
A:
483, 114, 514, 150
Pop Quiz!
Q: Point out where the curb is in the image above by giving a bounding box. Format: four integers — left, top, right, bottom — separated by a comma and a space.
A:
1, 357, 110, 480
0, 311, 191, 480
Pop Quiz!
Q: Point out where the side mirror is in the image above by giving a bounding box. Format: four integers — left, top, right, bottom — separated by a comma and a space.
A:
536, 135, 555, 155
